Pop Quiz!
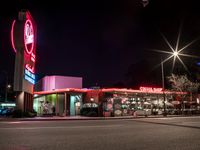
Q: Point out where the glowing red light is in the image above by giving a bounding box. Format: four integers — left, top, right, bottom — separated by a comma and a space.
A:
24, 19, 34, 55
11, 20, 17, 53
31, 53, 36, 62
31, 57, 35, 62
139, 86, 163, 92
34, 88, 187, 95
31, 53, 35, 58
26, 64, 35, 73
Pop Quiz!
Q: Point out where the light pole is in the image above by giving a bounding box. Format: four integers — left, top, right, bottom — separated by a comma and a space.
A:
1, 71, 8, 102
5, 84, 12, 102
5, 79, 8, 102
152, 29, 198, 115
90, 97, 94, 111
161, 51, 179, 116
161, 60, 167, 116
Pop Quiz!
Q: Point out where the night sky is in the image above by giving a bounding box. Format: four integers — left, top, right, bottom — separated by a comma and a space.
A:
1, 0, 200, 88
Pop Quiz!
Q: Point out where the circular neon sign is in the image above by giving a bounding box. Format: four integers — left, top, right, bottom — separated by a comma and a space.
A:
24, 19, 34, 54
11, 20, 17, 53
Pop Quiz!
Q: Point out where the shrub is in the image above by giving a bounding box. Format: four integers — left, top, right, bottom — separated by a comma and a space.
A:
23, 110, 37, 118
80, 108, 98, 117
86, 111, 98, 117
12, 109, 23, 118
12, 109, 37, 118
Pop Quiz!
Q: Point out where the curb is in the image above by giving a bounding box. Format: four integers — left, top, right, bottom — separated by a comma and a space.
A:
0, 116, 140, 122
20, 116, 139, 121
1, 115, 200, 122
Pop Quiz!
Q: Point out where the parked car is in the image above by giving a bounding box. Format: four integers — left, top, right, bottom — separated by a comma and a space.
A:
0, 108, 14, 116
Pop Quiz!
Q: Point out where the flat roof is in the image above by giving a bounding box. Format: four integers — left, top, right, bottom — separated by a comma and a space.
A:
34, 88, 187, 95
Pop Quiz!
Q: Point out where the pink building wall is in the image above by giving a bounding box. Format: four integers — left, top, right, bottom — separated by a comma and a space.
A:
55, 76, 82, 89
43, 76, 55, 91
35, 76, 82, 91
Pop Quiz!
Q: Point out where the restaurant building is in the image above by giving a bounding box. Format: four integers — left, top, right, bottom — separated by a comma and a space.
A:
33, 76, 198, 117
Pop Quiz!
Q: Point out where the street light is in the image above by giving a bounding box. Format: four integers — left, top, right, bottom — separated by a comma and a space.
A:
152, 30, 199, 73
7, 84, 11, 89
90, 98, 94, 108
151, 27, 199, 116
173, 51, 178, 57
5, 84, 12, 102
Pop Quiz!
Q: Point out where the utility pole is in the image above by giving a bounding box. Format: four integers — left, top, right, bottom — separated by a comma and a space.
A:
5, 74, 8, 102
161, 61, 167, 116
1, 71, 8, 102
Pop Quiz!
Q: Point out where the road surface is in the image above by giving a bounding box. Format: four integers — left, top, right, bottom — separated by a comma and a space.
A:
0, 116, 200, 150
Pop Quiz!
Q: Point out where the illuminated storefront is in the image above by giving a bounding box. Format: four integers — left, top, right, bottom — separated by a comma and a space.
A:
99, 87, 188, 117
34, 86, 191, 117
34, 89, 86, 116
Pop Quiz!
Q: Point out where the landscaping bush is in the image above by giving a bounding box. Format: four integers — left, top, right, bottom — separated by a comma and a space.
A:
86, 111, 98, 117
80, 107, 98, 117
23, 110, 37, 117
80, 108, 88, 116
12, 109, 37, 118
12, 109, 23, 118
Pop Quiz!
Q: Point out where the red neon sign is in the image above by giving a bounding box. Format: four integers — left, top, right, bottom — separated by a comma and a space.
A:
139, 87, 163, 93
11, 20, 17, 53
11, 13, 36, 74
25, 64, 35, 73
24, 19, 34, 55
24, 19, 35, 74
31, 53, 36, 62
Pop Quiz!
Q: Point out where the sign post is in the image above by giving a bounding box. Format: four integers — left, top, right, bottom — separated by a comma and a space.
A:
11, 10, 37, 112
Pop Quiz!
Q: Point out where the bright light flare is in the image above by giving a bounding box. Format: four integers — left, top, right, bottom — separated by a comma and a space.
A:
173, 51, 178, 57
151, 27, 200, 73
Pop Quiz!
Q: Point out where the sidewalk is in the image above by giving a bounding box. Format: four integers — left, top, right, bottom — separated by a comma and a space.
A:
0, 115, 136, 121
1, 114, 200, 122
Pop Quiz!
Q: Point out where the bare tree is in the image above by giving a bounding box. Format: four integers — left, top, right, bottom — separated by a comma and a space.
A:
167, 74, 199, 93
167, 74, 200, 114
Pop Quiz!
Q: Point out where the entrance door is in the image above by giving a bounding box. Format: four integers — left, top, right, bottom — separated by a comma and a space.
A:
70, 95, 82, 116
75, 102, 81, 115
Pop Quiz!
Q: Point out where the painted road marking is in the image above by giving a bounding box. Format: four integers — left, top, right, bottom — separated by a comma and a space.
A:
149, 116, 200, 120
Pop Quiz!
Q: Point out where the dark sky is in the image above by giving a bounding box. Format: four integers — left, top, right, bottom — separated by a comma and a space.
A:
1, 0, 200, 88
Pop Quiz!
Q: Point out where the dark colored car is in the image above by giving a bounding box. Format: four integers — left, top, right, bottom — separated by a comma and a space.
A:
0, 108, 14, 116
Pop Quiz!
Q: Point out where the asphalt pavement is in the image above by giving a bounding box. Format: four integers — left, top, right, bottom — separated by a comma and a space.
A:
0, 116, 200, 150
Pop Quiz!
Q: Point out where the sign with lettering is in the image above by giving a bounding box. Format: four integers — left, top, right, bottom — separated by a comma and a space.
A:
11, 11, 37, 93
24, 69, 35, 84
139, 87, 163, 93
24, 20, 34, 54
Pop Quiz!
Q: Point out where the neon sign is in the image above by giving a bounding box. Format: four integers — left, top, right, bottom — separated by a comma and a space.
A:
139, 87, 163, 93
24, 69, 35, 84
26, 64, 35, 73
24, 19, 34, 55
0, 103, 16, 107
11, 20, 17, 53
24, 19, 36, 74
11, 12, 36, 84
